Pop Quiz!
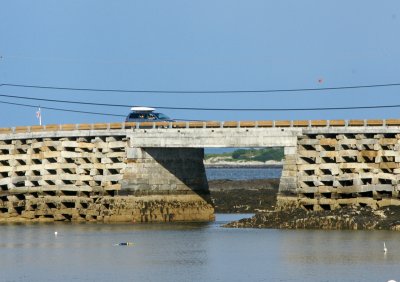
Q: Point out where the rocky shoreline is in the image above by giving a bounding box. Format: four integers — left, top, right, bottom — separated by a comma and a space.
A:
208, 179, 279, 213
224, 206, 400, 231
209, 179, 400, 231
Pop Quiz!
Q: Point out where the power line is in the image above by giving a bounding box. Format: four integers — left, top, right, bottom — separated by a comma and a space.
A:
2, 93, 400, 111
1, 82, 400, 94
0, 100, 125, 117
0, 93, 128, 108
0, 100, 197, 121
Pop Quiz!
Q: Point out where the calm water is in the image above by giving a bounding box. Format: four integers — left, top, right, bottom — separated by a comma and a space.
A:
1, 214, 400, 282
2, 168, 400, 282
206, 167, 282, 180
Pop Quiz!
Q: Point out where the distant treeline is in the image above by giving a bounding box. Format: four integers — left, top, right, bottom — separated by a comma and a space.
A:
205, 147, 284, 162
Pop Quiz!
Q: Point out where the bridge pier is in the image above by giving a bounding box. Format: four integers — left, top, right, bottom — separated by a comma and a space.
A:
120, 147, 214, 222
123, 147, 210, 195
277, 146, 299, 209
278, 146, 298, 193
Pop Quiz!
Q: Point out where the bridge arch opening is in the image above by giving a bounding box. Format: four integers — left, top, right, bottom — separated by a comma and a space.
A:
204, 147, 284, 214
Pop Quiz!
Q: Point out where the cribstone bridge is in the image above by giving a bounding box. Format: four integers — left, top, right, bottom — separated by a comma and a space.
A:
1, 119, 400, 222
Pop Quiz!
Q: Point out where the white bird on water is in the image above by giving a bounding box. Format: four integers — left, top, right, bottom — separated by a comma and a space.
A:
383, 242, 387, 253
54, 231, 58, 236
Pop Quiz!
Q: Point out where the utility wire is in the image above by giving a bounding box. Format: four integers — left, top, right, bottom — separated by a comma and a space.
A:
1, 82, 400, 94
0, 93, 127, 108
0, 100, 125, 117
0, 100, 198, 120
1, 92, 400, 111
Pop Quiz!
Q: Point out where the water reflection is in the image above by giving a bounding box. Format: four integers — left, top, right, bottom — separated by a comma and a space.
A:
1, 215, 400, 282
206, 167, 282, 180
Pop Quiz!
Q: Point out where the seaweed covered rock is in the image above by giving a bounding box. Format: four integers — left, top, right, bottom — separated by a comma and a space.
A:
224, 206, 400, 231
209, 179, 279, 213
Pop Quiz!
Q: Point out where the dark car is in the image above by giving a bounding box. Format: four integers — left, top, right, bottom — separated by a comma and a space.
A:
125, 107, 173, 123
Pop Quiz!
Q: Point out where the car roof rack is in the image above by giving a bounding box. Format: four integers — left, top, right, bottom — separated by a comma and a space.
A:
130, 107, 156, 112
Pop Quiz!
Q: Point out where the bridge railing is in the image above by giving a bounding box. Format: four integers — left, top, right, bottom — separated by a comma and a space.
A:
1, 119, 400, 134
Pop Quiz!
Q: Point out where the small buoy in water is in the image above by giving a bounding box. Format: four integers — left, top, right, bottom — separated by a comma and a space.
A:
384, 242, 388, 253
114, 242, 134, 246
54, 231, 58, 236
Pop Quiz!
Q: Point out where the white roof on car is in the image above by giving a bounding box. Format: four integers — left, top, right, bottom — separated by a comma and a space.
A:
130, 107, 155, 112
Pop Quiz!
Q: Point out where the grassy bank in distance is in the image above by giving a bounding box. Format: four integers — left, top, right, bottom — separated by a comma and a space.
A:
205, 147, 284, 165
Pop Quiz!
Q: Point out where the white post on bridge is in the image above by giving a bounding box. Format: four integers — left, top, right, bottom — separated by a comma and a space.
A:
36, 106, 42, 126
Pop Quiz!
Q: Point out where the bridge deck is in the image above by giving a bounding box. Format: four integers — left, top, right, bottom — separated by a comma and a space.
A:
1, 119, 400, 134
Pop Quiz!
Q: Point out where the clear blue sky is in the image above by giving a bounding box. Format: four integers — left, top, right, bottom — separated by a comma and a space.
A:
1, 1, 400, 127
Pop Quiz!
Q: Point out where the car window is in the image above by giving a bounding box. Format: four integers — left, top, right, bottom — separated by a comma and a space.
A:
127, 111, 171, 121
155, 113, 170, 120
147, 113, 156, 120
129, 113, 142, 119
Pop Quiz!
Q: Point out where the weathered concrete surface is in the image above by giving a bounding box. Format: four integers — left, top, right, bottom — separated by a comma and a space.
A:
128, 128, 300, 148
123, 147, 209, 194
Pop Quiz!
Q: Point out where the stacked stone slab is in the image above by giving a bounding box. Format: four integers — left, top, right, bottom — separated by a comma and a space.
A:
0, 134, 213, 222
277, 131, 400, 210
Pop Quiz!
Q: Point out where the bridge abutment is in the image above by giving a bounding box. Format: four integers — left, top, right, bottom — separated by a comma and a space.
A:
0, 134, 213, 223
277, 129, 400, 211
